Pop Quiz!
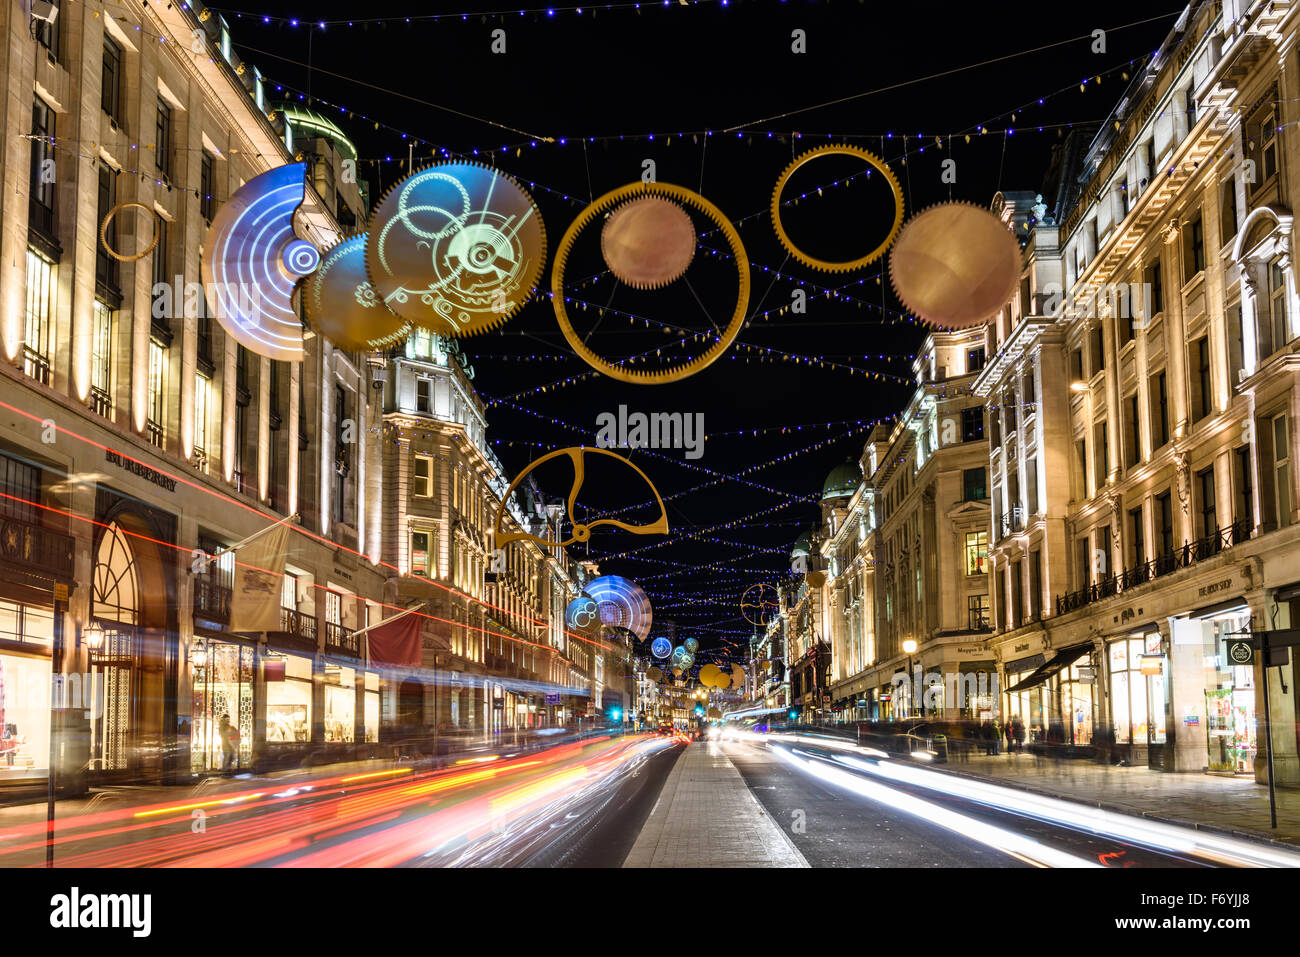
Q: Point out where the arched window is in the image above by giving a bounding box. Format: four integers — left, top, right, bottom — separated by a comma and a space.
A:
1233, 207, 1296, 372
93, 522, 138, 625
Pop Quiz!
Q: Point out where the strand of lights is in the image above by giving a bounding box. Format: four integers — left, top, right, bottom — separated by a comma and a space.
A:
486, 398, 820, 505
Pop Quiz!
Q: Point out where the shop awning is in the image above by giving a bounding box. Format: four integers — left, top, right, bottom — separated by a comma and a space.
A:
1003, 642, 1093, 694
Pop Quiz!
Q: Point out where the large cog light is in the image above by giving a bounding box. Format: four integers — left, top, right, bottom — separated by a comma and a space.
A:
366, 161, 546, 337
304, 233, 409, 351
201, 162, 319, 362
586, 575, 653, 643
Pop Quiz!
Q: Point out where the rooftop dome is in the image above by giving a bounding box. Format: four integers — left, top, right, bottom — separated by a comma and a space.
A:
791, 527, 815, 559
821, 459, 861, 501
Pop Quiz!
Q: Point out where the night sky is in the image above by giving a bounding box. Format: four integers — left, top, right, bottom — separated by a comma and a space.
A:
221, 0, 1179, 664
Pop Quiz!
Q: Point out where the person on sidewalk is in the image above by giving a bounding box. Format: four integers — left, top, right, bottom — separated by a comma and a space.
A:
218, 714, 240, 772
1005, 720, 1015, 754
991, 716, 1002, 755
1014, 716, 1026, 754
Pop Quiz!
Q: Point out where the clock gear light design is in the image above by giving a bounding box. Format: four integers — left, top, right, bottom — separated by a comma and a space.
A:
365, 161, 546, 338
304, 233, 409, 351
769, 144, 904, 273
551, 180, 750, 384
492, 446, 669, 548
200, 162, 321, 362
585, 575, 654, 644
599, 195, 696, 290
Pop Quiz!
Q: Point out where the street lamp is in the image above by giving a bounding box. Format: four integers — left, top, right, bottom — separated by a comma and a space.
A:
83, 620, 105, 653
902, 639, 919, 719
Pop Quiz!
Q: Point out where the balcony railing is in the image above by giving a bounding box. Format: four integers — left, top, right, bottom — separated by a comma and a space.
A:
23, 347, 51, 386
0, 515, 74, 580
325, 621, 359, 655
146, 419, 164, 448
193, 578, 232, 624
1055, 519, 1251, 616
998, 507, 1024, 541
90, 386, 112, 418
274, 607, 317, 644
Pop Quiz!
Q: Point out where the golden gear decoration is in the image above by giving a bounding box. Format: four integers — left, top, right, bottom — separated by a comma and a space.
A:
492, 446, 669, 548
303, 233, 410, 351
740, 582, 779, 627
365, 160, 546, 338
769, 144, 904, 273
599, 196, 696, 290
887, 200, 1021, 329
101, 202, 161, 262
551, 180, 750, 384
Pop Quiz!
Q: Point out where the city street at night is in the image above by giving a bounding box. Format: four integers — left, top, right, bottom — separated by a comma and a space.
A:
0, 0, 1298, 941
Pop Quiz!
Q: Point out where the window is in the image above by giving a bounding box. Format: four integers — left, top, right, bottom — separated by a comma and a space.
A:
963, 467, 987, 502
1227, 302, 1245, 379
1090, 326, 1105, 375
91, 300, 113, 416
1198, 467, 1217, 538
200, 151, 216, 224
1129, 506, 1145, 567
1185, 212, 1205, 277
155, 97, 173, 180
34, 8, 59, 59
152, 218, 170, 324
95, 163, 119, 291
194, 373, 211, 468
0, 452, 41, 525
281, 572, 298, 611
967, 346, 986, 371
1075, 438, 1089, 500
1156, 490, 1174, 557
1144, 139, 1157, 186
1094, 421, 1108, 489
1147, 260, 1163, 316
24, 248, 54, 385
102, 37, 122, 123
416, 377, 432, 414
1075, 536, 1091, 589
147, 339, 166, 446
1119, 177, 1130, 216
410, 530, 434, 577
413, 455, 433, 497
1273, 413, 1292, 529
1069, 348, 1084, 382
1150, 371, 1170, 449
1123, 393, 1140, 468
1192, 337, 1212, 421
1246, 98, 1278, 194
1235, 445, 1253, 529
960, 406, 984, 442
1268, 256, 1289, 355
967, 594, 990, 631
1221, 179, 1238, 243
964, 531, 988, 576
1029, 550, 1042, 619
29, 97, 55, 234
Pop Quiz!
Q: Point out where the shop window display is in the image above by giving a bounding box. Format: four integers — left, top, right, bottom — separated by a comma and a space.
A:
190, 638, 254, 773
1109, 634, 1166, 747
1059, 659, 1094, 745
324, 664, 356, 743
0, 652, 51, 779
266, 654, 312, 743
364, 672, 380, 743
1201, 609, 1257, 774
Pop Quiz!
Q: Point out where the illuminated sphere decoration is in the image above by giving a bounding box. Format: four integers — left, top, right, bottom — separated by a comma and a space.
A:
303, 234, 409, 351
599, 196, 696, 290
366, 161, 546, 337
888, 201, 1021, 329
684, 638, 699, 654
646, 666, 664, 683
650, 636, 672, 659
201, 162, 320, 361
565, 594, 600, 634
586, 575, 653, 643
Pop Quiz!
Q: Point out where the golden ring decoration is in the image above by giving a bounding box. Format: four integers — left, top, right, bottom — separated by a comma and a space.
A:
551, 180, 750, 385
100, 202, 161, 263
492, 446, 669, 548
769, 144, 904, 273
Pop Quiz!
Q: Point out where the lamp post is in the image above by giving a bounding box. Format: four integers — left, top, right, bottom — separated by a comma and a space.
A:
902, 639, 919, 720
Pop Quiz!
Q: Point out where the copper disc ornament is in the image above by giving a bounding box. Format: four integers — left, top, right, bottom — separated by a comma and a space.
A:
599, 196, 695, 290
888, 201, 1021, 329
304, 234, 409, 351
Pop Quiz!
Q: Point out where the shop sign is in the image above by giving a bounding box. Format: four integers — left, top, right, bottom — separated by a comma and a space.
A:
545, 693, 560, 705
1139, 654, 1164, 676
105, 448, 177, 492
492, 699, 504, 710
1197, 578, 1234, 599
54, 583, 68, 603
1226, 639, 1254, 666
264, 659, 286, 682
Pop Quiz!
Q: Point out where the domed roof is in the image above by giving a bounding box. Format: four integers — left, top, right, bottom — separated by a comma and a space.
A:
821, 459, 861, 501
791, 528, 814, 559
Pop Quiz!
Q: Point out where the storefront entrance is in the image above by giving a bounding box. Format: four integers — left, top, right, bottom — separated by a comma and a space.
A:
191, 637, 254, 772
1108, 632, 1167, 768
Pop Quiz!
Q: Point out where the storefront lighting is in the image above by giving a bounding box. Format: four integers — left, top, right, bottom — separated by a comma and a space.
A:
1070, 381, 1088, 393
902, 639, 918, 654
84, 620, 105, 651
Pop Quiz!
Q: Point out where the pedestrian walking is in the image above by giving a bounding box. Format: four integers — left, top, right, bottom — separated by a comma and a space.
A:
218, 714, 240, 771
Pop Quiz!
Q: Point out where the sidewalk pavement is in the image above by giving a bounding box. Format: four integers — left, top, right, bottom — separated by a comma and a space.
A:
937, 750, 1300, 847
623, 740, 808, 868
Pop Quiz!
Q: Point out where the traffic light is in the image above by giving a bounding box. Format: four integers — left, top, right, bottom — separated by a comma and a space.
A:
608, 706, 622, 722
788, 709, 798, 721
694, 705, 704, 717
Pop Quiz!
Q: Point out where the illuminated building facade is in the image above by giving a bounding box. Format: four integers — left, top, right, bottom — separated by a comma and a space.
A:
975, 0, 1300, 783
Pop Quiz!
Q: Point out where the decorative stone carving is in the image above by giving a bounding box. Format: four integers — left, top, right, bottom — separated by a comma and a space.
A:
1174, 446, 1191, 516
1161, 218, 1181, 245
